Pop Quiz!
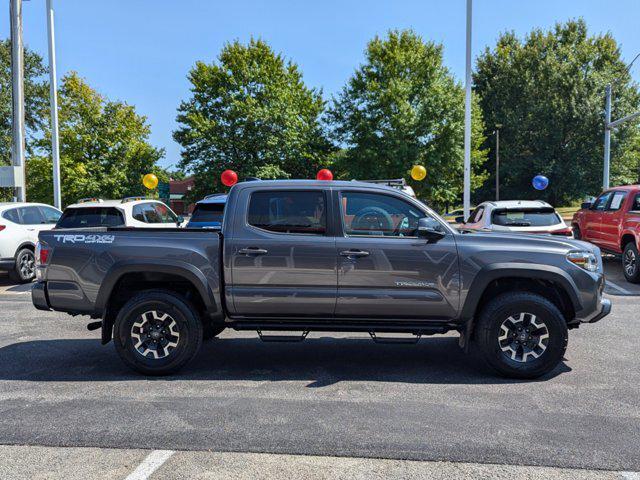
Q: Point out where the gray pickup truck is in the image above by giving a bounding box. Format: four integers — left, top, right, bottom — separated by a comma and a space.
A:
32, 180, 610, 378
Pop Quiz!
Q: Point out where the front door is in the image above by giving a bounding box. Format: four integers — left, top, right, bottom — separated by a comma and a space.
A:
335, 190, 459, 320
584, 191, 612, 245
228, 189, 337, 317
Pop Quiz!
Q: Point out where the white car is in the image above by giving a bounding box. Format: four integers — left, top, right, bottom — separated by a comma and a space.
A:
57, 197, 183, 229
458, 200, 572, 236
0, 202, 62, 283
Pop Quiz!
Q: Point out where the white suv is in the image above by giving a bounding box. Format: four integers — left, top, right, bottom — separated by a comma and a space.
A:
458, 200, 572, 236
56, 198, 183, 229
0, 202, 62, 283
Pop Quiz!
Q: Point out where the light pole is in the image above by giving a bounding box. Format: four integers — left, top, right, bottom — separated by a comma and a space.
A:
494, 123, 502, 201
463, 0, 472, 220
46, 0, 62, 209
10, 0, 26, 202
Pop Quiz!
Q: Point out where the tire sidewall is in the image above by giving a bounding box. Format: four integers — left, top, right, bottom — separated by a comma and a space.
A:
13, 248, 35, 283
477, 294, 568, 379
114, 292, 202, 375
623, 242, 640, 283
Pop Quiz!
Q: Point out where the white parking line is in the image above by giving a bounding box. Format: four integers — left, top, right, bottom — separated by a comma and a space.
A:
124, 450, 174, 480
607, 280, 633, 295
620, 472, 640, 480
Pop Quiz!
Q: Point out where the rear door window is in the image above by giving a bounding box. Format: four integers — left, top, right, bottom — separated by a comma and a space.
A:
190, 203, 225, 223
17, 206, 45, 225
248, 191, 326, 234
132, 203, 177, 224
491, 208, 561, 227
56, 207, 125, 228
632, 193, 640, 212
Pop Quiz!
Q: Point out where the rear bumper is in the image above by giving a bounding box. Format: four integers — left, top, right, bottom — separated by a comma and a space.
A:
0, 258, 15, 271
32, 282, 51, 311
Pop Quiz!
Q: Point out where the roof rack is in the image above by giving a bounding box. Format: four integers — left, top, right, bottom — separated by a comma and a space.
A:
77, 197, 103, 204
358, 178, 408, 187
121, 196, 147, 203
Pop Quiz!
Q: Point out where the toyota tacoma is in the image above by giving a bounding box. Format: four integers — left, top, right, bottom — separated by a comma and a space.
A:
32, 180, 610, 378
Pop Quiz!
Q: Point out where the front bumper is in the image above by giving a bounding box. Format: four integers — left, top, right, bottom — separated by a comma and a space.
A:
587, 298, 611, 323
32, 281, 51, 311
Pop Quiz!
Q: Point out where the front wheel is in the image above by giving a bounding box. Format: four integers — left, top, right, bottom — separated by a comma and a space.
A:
623, 242, 640, 283
474, 292, 568, 379
113, 290, 203, 375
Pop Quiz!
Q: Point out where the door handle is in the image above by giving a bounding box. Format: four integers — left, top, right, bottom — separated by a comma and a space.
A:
238, 247, 268, 256
340, 249, 370, 258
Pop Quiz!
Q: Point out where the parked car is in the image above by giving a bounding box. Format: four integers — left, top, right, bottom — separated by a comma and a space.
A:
186, 194, 227, 229
571, 185, 640, 283
0, 202, 62, 283
56, 197, 183, 229
360, 178, 416, 198
457, 200, 572, 236
33, 180, 609, 379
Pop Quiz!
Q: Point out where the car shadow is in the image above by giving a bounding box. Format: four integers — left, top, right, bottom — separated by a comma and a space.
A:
0, 336, 571, 386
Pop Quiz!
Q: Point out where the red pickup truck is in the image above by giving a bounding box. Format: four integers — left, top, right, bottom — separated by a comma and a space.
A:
572, 185, 640, 283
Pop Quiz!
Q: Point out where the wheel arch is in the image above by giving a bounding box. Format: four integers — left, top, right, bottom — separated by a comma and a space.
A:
459, 265, 580, 350
14, 242, 35, 257
96, 261, 221, 344
620, 232, 637, 251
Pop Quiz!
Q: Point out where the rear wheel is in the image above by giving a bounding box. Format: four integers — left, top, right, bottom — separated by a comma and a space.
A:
623, 242, 640, 283
9, 248, 35, 283
474, 292, 568, 379
113, 290, 203, 375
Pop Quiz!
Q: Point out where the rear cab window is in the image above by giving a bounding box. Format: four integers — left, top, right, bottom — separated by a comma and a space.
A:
56, 207, 125, 228
190, 203, 225, 223
248, 191, 326, 234
491, 208, 561, 227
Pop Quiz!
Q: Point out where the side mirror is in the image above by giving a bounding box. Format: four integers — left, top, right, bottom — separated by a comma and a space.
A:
177, 215, 184, 225
454, 216, 466, 224
581, 202, 592, 210
417, 218, 446, 242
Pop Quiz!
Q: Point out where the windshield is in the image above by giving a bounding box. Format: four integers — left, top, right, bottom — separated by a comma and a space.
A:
491, 208, 561, 227
190, 203, 225, 223
56, 207, 125, 228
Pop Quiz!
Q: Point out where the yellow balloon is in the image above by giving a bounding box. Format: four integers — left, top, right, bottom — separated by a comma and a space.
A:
411, 165, 427, 181
142, 173, 158, 190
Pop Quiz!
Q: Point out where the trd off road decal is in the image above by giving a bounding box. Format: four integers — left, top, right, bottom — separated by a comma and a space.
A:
53, 234, 115, 244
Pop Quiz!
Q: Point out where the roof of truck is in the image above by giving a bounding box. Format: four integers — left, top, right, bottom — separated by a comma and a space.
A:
231, 179, 409, 192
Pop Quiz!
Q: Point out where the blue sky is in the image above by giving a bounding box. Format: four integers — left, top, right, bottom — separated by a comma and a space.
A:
2, 0, 639, 169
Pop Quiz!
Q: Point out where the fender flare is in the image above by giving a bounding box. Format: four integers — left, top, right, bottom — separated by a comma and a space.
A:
459, 263, 581, 350
95, 260, 220, 344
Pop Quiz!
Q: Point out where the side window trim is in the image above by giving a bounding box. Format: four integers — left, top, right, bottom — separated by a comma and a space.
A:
245, 189, 329, 236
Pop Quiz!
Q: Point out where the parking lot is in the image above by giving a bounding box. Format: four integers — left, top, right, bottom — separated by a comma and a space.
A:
0, 258, 638, 479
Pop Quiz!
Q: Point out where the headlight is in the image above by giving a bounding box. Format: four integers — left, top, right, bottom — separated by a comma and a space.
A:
566, 250, 598, 272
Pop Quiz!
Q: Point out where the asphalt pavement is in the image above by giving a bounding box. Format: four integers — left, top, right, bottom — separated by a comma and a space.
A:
0, 261, 638, 479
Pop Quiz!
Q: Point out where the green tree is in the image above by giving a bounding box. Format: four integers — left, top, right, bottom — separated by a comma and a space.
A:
174, 39, 333, 200
28, 72, 166, 206
0, 39, 49, 200
327, 29, 487, 207
474, 19, 640, 205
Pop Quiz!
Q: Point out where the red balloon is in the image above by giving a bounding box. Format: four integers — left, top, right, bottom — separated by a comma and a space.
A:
221, 169, 238, 187
316, 168, 333, 181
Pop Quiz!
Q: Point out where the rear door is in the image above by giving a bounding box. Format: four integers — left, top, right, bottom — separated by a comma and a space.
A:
335, 190, 459, 320
227, 188, 337, 317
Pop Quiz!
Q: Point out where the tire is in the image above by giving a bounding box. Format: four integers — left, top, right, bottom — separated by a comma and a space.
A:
622, 242, 640, 283
572, 225, 581, 240
113, 290, 203, 375
203, 322, 225, 340
473, 292, 568, 379
9, 248, 35, 283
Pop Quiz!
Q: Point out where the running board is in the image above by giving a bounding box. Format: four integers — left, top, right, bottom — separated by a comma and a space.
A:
369, 332, 421, 344
257, 330, 309, 343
